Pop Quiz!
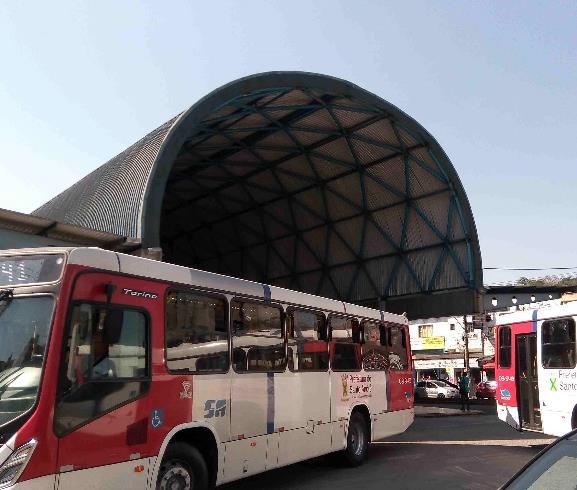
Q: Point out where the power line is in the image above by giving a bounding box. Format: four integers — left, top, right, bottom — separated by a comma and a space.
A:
484, 268, 576, 271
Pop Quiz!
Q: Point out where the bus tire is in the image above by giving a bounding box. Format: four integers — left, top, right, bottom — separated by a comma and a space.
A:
157, 442, 209, 490
343, 412, 369, 467
572, 406, 577, 430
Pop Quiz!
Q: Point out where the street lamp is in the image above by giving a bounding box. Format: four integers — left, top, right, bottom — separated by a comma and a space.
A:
491, 297, 498, 307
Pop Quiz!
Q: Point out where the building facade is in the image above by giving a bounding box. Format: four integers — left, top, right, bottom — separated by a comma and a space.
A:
409, 315, 495, 384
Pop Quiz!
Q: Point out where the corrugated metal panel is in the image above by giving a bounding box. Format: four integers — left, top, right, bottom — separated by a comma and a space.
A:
355, 119, 400, 149
362, 220, 397, 258
407, 160, 446, 198
365, 156, 406, 196
372, 205, 405, 249
327, 229, 356, 266
363, 174, 402, 210
295, 239, 322, 273
315, 138, 355, 165
403, 208, 441, 250
33, 116, 179, 237
330, 263, 357, 299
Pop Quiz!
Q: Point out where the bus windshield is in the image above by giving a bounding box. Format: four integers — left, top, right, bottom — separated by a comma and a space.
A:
0, 295, 54, 428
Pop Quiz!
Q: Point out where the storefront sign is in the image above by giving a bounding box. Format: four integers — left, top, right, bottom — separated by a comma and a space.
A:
414, 357, 478, 370
411, 336, 445, 350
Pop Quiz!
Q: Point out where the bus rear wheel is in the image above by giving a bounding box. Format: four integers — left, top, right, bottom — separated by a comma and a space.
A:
157, 442, 209, 490
343, 412, 369, 466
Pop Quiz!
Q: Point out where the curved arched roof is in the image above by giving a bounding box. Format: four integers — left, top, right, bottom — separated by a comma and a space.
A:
34, 72, 482, 316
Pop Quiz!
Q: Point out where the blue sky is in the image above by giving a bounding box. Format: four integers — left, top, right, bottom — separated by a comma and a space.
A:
1, 1, 576, 285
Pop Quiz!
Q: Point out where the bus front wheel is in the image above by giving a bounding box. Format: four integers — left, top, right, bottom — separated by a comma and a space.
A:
157, 442, 209, 490
343, 412, 369, 466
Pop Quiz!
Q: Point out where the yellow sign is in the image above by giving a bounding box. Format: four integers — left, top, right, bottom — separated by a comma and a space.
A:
412, 336, 445, 350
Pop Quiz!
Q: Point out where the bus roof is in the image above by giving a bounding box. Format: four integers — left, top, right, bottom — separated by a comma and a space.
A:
0, 246, 406, 325
496, 299, 577, 326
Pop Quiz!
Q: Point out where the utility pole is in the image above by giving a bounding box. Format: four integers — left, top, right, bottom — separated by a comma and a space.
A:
463, 315, 470, 371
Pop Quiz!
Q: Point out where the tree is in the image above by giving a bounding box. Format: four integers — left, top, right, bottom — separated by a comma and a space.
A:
515, 274, 577, 287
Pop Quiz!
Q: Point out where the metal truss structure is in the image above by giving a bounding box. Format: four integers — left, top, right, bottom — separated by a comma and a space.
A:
34, 72, 482, 316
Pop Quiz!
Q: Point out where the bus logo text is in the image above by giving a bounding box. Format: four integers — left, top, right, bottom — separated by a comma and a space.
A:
122, 288, 158, 299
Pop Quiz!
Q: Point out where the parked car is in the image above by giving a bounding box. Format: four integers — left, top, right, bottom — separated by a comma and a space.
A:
415, 380, 460, 399
475, 380, 497, 399
436, 379, 459, 390
502, 429, 576, 489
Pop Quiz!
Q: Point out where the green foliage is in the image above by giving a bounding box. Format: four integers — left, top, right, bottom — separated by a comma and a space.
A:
515, 274, 577, 287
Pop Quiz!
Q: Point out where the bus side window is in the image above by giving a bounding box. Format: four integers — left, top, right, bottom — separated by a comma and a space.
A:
498, 326, 511, 368
361, 321, 389, 371
231, 300, 285, 372
287, 310, 328, 372
165, 290, 229, 373
387, 325, 409, 371
329, 316, 361, 371
542, 318, 576, 369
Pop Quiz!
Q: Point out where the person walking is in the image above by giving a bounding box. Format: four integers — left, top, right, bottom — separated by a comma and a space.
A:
459, 371, 471, 411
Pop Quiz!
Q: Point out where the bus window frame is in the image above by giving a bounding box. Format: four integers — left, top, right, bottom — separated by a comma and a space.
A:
361, 319, 388, 372
164, 288, 230, 375
498, 325, 512, 369
541, 317, 577, 370
286, 306, 329, 373
54, 300, 152, 437
385, 323, 411, 372
328, 313, 362, 373
230, 298, 287, 374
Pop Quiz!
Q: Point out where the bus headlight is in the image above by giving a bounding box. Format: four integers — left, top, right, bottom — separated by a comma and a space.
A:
0, 440, 37, 488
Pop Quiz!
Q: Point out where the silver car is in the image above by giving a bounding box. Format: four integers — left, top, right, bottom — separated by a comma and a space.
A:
415, 380, 460, 399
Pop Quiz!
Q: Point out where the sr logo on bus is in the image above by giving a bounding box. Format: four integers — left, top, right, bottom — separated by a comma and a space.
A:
204, 399, 227, 418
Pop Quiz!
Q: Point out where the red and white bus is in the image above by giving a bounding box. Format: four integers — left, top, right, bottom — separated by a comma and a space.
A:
495, 299, 577, 437
0, 247, 414, 489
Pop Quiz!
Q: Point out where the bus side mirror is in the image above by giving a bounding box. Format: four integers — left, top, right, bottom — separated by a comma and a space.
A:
104, 310, 124, 344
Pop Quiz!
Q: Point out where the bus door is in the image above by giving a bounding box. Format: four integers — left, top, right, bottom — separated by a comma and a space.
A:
329, 316, 364, 451
225, 300, 285, 481
276, 309, 331, 467
54, 273, 169, 490
516, 333, 542, 430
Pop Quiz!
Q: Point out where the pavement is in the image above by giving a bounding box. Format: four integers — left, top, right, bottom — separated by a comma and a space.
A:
221, 412, 553, 489
415, 405, 484, 417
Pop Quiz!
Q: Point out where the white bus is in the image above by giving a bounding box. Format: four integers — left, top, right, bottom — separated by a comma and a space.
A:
496, 297, 577, 437
0, 247, 414, 489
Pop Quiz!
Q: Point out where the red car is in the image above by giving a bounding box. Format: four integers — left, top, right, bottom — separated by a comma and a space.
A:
475, 380, 497, 399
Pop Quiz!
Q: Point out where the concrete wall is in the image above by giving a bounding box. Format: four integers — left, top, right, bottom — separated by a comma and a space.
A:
0, 228, 79, 250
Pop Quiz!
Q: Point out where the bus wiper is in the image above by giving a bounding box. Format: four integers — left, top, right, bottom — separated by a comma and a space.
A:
0, 289, 13, 302
0, 288, 13, 316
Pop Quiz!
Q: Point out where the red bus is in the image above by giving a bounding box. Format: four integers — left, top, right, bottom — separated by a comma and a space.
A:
0, 247, 413, 489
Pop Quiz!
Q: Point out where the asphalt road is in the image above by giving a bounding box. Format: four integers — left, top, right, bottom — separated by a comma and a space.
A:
221, 405, 553, 490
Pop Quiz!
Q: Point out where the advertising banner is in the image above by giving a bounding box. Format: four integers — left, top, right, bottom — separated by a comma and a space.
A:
411, 336, 445, 350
